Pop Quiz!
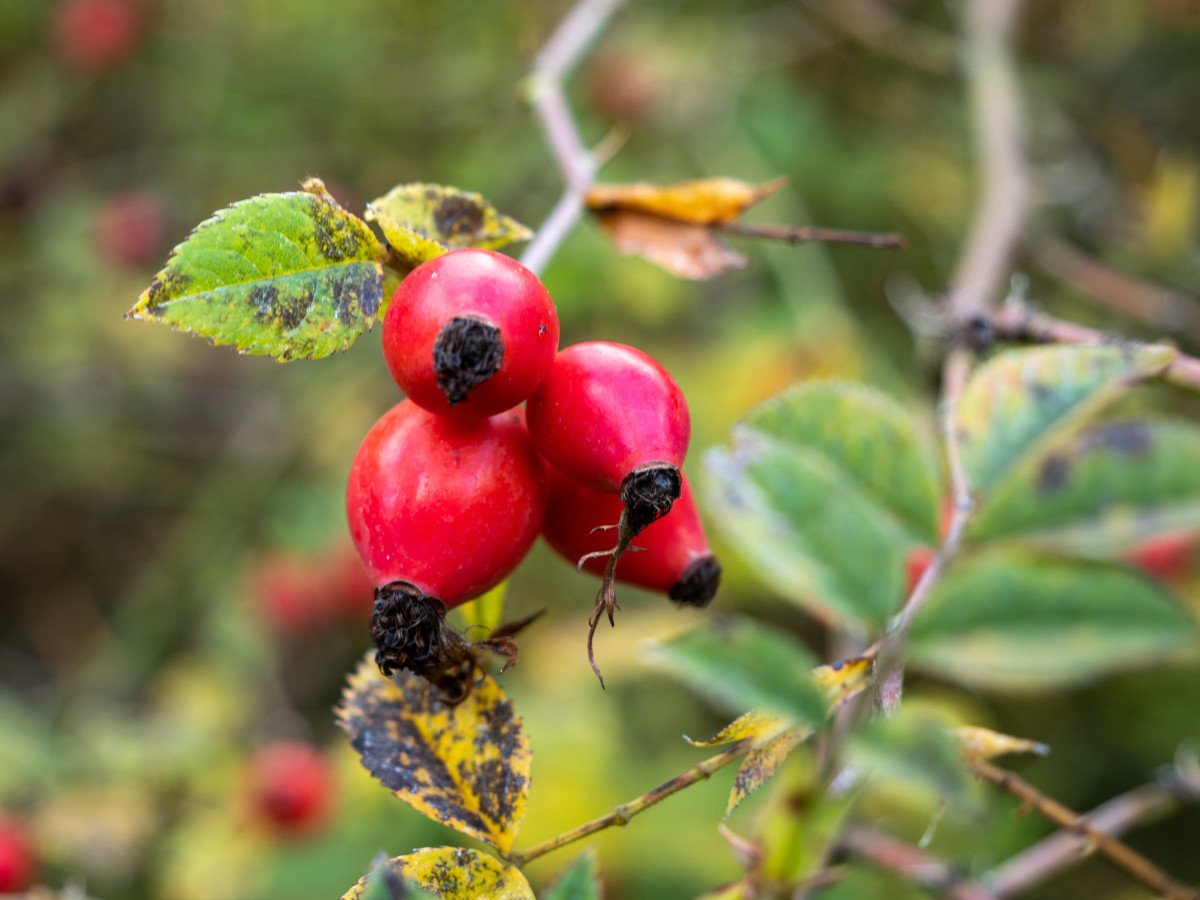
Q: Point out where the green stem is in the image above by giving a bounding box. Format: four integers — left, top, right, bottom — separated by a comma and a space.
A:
507, 742, 748, 868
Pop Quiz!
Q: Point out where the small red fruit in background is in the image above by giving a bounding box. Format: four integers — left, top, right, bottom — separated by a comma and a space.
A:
245, 742, 333, 838
251, 552, 329, 637
51, 0, 143, 74
543, 469, 720, 607
904, 546, 935, 596
346, 401, 547, 696
382, 249, 559, 418
93, 191, 166, 269
250, 537, 373, 637
1126, 532, 1195, 584
0, 816, 36, 893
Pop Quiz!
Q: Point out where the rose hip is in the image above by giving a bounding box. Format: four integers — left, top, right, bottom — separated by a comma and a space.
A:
382, 249, 559, 418
346, 401, 547, 697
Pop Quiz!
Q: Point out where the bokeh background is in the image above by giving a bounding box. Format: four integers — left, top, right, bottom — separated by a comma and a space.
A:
1, 0, 1199, 897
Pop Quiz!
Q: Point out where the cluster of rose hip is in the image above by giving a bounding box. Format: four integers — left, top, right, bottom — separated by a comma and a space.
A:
345, 249, 718, 698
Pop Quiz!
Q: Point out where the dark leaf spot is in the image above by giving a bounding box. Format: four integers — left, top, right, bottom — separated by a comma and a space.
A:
144, 268, 192, 315
1082, 421, 1152, 457
1037, 453, 1071, 494
434, 196, 485, 240
310, 195, 363, 262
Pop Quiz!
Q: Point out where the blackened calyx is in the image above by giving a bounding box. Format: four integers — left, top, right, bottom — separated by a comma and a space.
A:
371, 582, 476, 703
620, 463, 682, 534
433, 315, 503, 405
669, 554, 721, 608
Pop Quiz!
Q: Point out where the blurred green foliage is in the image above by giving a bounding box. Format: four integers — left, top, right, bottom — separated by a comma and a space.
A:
2, 0, 1199, 897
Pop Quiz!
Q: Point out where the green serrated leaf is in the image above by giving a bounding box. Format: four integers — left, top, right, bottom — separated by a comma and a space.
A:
341, 847, 532, 900
366, 183, 532, 268
129, 182, 386, 361
847, 709, 977, 812
908, 552, 1199, 689
336, 655, 530, 853
739, 381, 940, 541
645, 617, 826, 726
541, 850, 601, 900
704, 437, 912, 631
970, 418, 1200, 555
955, 344, 1175, 496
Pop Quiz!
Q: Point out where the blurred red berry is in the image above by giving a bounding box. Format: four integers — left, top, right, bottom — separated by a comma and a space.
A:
904, 546, 935, 596
93, 191, 166, 269
328, 541, 374, 618
245, 742, 334, 838
51, 0, 143, 74
0, 816, 35, 893
585, 49, 659, 122
251, 553, 331, 637
1127, 533, 1195, 583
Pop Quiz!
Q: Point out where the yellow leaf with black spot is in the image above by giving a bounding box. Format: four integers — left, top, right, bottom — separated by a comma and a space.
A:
726, 727, 808, 817
812, 655, 872, 708
686, 655, 872, 815
336, 655, 530, 853
366, 183, 532, 269
686, 709, 789, 748
341, 847, 532, 900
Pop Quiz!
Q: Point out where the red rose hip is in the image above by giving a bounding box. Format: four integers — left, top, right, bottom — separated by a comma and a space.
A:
527, 341, 691, 682
527, 341, 690, 508
382, 248, 559, 418
346, 401, 547, 696
544, 469, 720, 607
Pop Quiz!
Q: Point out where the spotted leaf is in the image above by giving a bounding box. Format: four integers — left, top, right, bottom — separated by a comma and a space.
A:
127, 179, 386, 361
954, 345, 1175, 497
336, 656, 530, 853
365, 183, 531, 269
341, 847, 532, 900
687, 655, 871, 816
970, 418, 1200, 556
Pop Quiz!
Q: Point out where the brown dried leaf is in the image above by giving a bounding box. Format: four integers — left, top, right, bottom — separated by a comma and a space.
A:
586, 177, 786, 225
596, 209, 746, 280
336, 655, 530, 853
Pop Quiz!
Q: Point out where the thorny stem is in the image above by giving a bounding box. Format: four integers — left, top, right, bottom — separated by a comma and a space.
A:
520, 0, 624, 275
985, 774, 1199, 898
507, 741, 748, 868
840, 826, 993, 900
970, 760, 1200, 900
714, 221, 905, 250
986, 298, 1200, 393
